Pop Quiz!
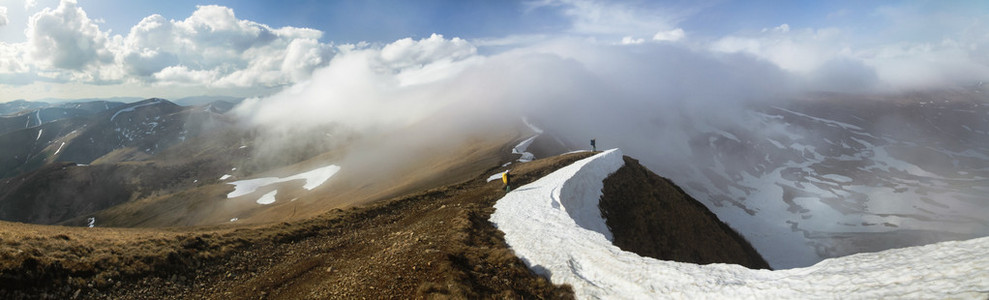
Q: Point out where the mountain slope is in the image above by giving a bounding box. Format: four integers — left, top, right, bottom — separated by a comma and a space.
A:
0, 145, 776, 298
0, 151, 595, 299
600, 156, 770, 269
0, 101, 125, 135
491, 149, 989, 299
526, 87, 989, 268
0, 98, 234, 179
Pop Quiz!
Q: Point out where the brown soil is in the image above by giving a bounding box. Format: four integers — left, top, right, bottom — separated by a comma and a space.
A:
0, 152, 594, 299
600, 156, 771, 270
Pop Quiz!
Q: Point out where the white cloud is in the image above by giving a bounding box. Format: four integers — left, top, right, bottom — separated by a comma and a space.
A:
0, 43, 28, 74
235, 34, 487, 135
26, 0, 113, 70
152, 65, 218, 84
380, 33, 476, 69
25, 0, 37, 11
621, 36, 644, 45
0, 0, 334, 92
710, 15, 989, 91
0, 6, 8, 26
123, 5, 333, 87
864, 40, 989, 89
711, 27, 843, 73
761, 24, 789, 33
652, 28, 684, 42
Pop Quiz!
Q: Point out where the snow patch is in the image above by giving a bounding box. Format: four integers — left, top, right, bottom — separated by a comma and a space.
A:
821, 174, 853, 183
52, 142, 65, 156
87, 217, 95, 228
512, 135, 538, 162
563, 150, 591, 155
225, 164, 341, 199
256, 190, 277, 205
219, 174, 232, 181
226, 177, 281, 198
230, 218, 239, 222
487, 170, 509, 182
35, 129, 42, 141
510, 118, 545, 163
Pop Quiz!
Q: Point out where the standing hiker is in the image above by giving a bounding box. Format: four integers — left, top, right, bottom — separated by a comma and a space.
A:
502, 171, 512, 192
591, 139, 596, 152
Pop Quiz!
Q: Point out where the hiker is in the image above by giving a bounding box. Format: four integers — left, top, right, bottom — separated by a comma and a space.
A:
502, 171, 512, 192
591, 139, 596, 152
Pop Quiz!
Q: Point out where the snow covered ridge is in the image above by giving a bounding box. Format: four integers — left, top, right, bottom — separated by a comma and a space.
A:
110, 99, 163, 121
226, 164, 341, 205
491, 149, 989, 299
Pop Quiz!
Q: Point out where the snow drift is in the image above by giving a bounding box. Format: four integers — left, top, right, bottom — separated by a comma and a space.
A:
491, 149, 989, 299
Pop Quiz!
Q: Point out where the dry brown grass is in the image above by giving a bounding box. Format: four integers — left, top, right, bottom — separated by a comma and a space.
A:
0, 144, 591, 299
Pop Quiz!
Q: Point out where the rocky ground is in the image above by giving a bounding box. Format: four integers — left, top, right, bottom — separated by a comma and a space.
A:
600, 156, 770, 269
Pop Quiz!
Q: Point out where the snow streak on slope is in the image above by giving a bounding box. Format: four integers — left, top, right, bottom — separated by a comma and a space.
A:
512, 136, 538, 162
52, 142, 65, 156
110, 99, 162, 122
511, 118, 544, 163
491, 149, 989, 299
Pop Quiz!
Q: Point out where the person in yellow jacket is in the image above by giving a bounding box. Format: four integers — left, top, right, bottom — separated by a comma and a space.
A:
502, 171, 512, 192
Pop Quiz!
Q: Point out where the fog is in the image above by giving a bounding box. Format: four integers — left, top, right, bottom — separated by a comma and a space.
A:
232, 36, 797, 159
231, 34, 989, 268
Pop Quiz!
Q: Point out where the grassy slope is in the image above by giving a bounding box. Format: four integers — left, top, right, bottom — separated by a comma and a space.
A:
0, 152, 592, 299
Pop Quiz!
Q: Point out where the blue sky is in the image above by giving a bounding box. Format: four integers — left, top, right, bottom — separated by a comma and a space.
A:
2, 0, 574, 44
0, 0, 986, 101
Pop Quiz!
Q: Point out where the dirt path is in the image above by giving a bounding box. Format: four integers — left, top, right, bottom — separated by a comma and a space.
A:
1, 152, 593, 299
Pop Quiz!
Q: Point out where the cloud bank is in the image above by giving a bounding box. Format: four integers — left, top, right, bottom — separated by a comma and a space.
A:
1, 0, 987, 101
1, 0, 334, 94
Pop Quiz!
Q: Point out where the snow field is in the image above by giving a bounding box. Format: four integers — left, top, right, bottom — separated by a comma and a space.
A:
491, 149, 989, 299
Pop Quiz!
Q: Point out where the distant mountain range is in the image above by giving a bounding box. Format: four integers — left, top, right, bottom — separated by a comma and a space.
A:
0, 98, 240, 179
0, 89, 987, 271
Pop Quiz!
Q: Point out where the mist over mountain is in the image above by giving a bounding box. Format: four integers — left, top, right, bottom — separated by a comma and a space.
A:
1, 0, 987, 297
229, 33, 989, 268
